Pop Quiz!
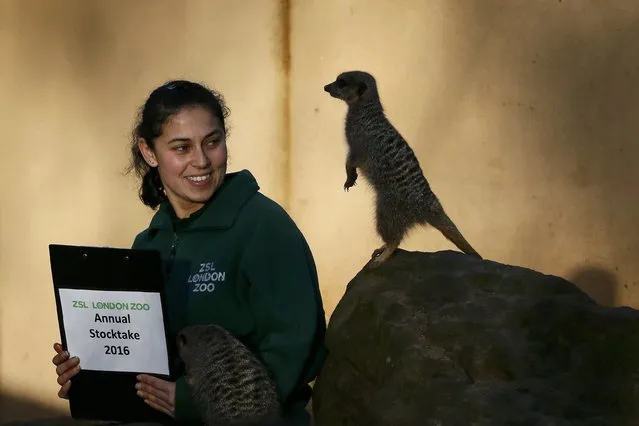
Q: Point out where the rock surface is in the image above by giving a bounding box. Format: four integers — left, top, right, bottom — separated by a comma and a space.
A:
312, 249, 639, 426
2, 419, 160, 426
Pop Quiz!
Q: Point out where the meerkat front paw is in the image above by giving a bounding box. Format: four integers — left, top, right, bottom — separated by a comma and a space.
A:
344, 179, 357, 191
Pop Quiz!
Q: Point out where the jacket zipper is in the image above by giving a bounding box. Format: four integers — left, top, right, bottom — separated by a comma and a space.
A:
166, 231, 178, 273
166, 230, 189, 335
165, 230, 181, 375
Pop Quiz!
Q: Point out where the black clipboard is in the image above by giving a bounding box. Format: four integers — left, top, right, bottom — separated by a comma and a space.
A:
49, 243, 175, 424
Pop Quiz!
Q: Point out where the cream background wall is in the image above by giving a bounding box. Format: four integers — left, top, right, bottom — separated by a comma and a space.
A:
1, 0, 638, 422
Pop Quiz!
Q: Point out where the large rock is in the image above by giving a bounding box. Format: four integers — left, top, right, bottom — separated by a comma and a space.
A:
1, 419, 160, 426
312, 249, 639, 426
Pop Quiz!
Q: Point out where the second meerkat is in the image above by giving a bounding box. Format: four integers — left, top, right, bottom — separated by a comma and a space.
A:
324, 70, 482, 267
176, 324, 282, 426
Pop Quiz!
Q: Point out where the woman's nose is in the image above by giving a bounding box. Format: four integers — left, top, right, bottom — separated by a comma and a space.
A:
192, 148, 211, 167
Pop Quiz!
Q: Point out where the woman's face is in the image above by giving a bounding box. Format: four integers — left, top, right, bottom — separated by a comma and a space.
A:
139, 105, 228, 218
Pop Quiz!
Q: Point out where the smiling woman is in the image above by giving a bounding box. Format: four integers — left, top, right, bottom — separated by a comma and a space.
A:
50, 80, 327, 426
130, 81, 231, 218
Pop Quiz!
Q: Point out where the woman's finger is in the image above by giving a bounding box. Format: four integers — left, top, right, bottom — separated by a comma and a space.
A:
137, 374, 170, 391
136, 381, 169, 401
52, 347, 69, 366
143, 398, 173, 417
57, 380, 71, 399
55, 356, 79, 377
135, 374, 175, 417
138, 388, 173, 414
136, 375, 170, 398
56, 364, 80, 386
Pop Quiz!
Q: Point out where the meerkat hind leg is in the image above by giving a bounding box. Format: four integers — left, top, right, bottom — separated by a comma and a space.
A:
371, 244, 387, 259
371, 241, 399, 263
365, 239, 401, 270
367, 201, 406, 268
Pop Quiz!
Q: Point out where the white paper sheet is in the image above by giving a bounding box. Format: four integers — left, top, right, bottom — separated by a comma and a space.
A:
57, 288, 170, 375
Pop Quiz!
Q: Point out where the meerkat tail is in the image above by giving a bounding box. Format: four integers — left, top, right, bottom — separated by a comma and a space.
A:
425, 209, 482, 259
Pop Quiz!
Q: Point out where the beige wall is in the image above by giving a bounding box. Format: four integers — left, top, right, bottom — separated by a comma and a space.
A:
0, 0, 288, 421
2, 0, 639, 422
290, 0, 639, 314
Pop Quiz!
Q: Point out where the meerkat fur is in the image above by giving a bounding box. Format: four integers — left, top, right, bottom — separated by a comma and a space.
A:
323, 70, 482, 268
176, 324, 282, 426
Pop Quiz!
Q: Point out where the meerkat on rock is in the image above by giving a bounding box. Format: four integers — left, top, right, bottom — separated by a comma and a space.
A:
324, 70, 482, 269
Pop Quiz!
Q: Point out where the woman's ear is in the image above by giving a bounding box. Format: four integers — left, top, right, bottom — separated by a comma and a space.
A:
137, 138, 158, 167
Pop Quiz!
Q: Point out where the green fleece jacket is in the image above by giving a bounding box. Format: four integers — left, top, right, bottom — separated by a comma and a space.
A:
131, 169, 327, 425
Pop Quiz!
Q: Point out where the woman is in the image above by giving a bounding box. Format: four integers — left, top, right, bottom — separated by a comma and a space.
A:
51, 80, 327, 425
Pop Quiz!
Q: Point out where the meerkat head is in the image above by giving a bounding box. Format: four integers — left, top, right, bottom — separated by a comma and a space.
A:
176, 325, 201, 383
177, 324, 230, 383
324, 70, 378, 104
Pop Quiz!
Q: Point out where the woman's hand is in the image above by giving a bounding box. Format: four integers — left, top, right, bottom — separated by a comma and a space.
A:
136, 374, 176, 418
52, 342, 176, 418
51, 342, 80, 399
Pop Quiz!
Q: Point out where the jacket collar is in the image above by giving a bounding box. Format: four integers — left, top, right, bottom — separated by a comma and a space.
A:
148, 169, 259, 231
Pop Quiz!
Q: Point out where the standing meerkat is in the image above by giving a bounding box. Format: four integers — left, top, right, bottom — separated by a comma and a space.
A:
176, 324, 282, 426
323, 70, 482, 268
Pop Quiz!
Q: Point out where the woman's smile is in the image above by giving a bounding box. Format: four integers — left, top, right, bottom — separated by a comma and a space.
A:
186, 173, 212, 186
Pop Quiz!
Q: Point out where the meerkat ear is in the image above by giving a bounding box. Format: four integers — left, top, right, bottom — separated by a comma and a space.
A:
356, 82, 367, 96
177, 332, 187, 348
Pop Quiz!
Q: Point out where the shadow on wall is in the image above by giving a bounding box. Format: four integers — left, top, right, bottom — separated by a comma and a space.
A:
505, 5, 639, 273
405, 1, 639, 279
567, 265, 618, 307
0, 393, 67, 425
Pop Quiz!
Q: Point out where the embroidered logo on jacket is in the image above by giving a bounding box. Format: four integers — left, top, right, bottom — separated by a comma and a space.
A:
187, 261, 226, 293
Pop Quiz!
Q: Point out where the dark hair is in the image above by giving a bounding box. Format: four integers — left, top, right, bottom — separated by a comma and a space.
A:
126, 79, 231, 209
